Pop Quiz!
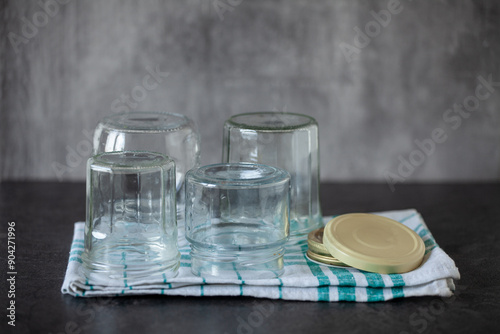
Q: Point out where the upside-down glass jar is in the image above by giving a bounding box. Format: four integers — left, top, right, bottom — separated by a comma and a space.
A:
185, 163, 290, 279
82, 151, 180, 280
223, 112, 322, 247
93, 111, 200, 228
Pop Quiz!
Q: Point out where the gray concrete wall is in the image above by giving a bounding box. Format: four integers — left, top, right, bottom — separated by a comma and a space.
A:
1, 0, 500, 183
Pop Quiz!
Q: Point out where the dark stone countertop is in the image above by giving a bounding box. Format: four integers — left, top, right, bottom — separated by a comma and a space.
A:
1, 182, 499, 334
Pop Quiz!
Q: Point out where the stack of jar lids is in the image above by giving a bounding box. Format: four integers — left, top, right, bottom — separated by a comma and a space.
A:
307, 227, 348, 267
307, 213, 425, 274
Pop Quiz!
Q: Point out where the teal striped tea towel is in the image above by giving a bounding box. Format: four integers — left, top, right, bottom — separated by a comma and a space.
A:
61, 209, 460, 302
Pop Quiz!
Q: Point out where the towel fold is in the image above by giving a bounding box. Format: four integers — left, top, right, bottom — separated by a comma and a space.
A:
61, 209, 460, 302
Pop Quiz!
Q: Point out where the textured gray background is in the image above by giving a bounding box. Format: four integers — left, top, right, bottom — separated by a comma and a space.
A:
1, 0, 499, 182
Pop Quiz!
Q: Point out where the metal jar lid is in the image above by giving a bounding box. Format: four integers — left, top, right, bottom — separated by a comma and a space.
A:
323, 213, 425, 274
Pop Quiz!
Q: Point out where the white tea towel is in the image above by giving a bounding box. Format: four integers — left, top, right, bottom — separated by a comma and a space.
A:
61, 209, 460, 302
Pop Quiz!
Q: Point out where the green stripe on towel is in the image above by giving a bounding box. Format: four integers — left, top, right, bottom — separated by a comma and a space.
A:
302, 244, 330, 301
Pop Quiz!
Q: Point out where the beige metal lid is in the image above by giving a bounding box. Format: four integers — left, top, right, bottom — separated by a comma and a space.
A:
323, 213, 425, 274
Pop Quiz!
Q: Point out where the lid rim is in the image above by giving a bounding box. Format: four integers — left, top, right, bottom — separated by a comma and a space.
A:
306, 250, 348, 267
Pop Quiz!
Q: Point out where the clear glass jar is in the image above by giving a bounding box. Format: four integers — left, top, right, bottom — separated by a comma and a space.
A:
93, 111, 200, 226
223, 112, 322, 247
185, 163, 290, 278
82, 151, 180, 280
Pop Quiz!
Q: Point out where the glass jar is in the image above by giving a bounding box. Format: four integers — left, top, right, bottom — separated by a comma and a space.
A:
82, 151, 180, 280
223, 112, 322, 247
93, 111, 201, 226
185, 163, 290, 278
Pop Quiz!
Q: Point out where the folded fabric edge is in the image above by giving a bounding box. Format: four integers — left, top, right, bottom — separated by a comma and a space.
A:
63, 277, 457, 303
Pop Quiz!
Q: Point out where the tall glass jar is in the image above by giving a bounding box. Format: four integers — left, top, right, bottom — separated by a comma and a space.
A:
223, 112, 322, 246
